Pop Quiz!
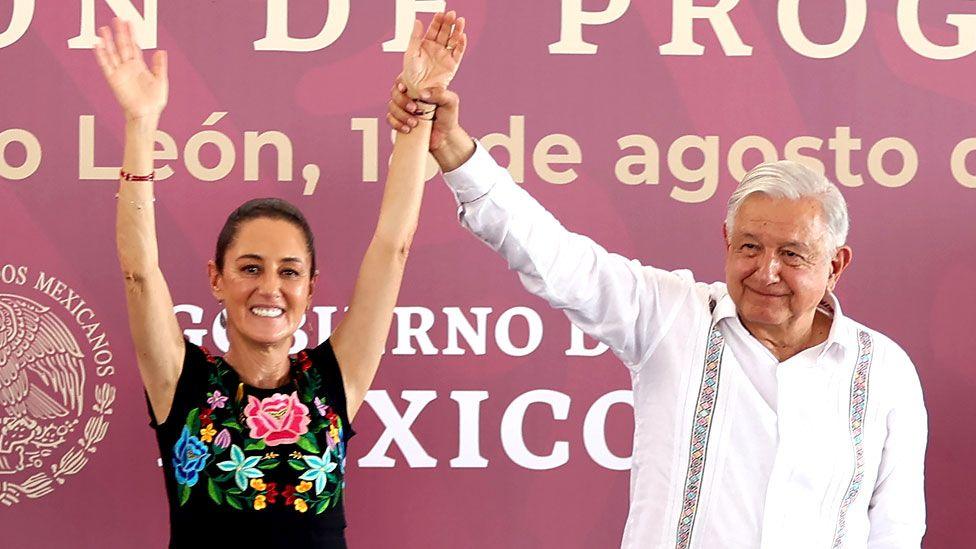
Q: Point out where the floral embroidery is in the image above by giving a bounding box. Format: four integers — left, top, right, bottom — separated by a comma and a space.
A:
173, 426, 210, 488
216, 445, 264, 490
675, 325, 725, 549
243, 392, 311, 446
832, 330, 874, 548
299, 450, 338, 494
170, 348, 348, 514
199, 424, 217, 443
213, 428, 231, 450
207, 390, 228, 409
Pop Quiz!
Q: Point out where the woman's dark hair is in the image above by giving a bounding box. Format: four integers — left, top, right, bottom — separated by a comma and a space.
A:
215, 197, 316, 275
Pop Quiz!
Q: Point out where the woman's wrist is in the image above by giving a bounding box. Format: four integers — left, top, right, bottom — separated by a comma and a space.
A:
412, 99, 436, 121
124, 114, 160, 135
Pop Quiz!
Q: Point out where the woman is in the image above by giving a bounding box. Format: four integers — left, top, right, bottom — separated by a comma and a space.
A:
93, 12, 466, 548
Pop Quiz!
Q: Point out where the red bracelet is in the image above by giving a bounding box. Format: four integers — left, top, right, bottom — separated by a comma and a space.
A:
120, 169, 155, 181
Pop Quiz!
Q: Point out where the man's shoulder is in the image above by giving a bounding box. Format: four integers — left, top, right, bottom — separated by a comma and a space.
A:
841, 317, 922, 393
632, 266, 727, 307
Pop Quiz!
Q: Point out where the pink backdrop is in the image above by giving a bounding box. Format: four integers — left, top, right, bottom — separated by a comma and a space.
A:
1, 1, 974, 547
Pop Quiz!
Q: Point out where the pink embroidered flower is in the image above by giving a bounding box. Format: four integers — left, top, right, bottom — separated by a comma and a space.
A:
313, 397, 328, 418
213, 428, 232, 449
207, 390, 228, 409
244, 392, 311, 446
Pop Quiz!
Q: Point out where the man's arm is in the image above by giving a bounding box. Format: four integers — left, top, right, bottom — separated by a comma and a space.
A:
866, 353, 928, 548
388, 88, 696, 370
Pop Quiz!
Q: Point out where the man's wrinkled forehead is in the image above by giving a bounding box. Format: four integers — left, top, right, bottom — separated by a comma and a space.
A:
731, 195, 831, 246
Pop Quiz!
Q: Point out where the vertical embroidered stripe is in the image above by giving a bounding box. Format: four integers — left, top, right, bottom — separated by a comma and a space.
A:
675, 325, 725, 549
831, 330, 874, 548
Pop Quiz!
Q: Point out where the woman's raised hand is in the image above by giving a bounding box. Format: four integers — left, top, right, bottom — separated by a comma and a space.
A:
401, 11, 467, 98
93, 18, 168, 122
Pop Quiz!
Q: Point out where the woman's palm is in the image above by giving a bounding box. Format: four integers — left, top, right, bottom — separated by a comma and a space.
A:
401, 13, 466, 96
109, 58, 167, 120
94, 20, 168, 120
404, 40, 459, 92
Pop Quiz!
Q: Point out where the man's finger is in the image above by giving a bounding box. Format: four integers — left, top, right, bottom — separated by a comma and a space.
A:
390, 83, 417, 112
388, 100, 419, 127
421, 87, 459, 108
386, 113, 411, 134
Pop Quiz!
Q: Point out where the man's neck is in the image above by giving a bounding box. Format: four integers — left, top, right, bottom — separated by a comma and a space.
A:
741, 309, 832, 362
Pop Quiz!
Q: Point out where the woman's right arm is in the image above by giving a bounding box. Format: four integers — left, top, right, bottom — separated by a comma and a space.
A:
95, 19, 184, 422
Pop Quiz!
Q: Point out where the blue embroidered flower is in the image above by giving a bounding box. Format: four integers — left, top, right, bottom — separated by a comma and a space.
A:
299, 449, 338, 495
172, 426, 209, 487
216, 444, 263, 490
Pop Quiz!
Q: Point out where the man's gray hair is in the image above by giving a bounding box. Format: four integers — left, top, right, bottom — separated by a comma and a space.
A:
725, 160, 850, 249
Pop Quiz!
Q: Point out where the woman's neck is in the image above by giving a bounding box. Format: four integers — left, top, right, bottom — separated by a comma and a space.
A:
223, 330, 292, 389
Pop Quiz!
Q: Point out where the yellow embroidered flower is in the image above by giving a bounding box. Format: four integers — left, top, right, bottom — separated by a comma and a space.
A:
290, 451, 303, 459
329, 424, 339, 443
250, 479, 267, 491
296, 481, 313, 493
199, 424, 217, 443
254, 495, 267, 510
294, 499, 308, 513
264, 452, 279, 460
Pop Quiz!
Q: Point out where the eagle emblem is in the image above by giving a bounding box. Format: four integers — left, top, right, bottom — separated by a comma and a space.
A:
0, 294, 86, 474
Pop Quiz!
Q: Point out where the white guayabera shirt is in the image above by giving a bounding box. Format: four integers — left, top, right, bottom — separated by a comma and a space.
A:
442, 142, 927, 549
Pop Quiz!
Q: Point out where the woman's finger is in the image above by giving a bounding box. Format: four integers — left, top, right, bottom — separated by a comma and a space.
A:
93, 40, 114, 77
424, 12, 443, 42
452, 33, 467, 63
126, 20, 143, 60
151, 50, 167, 80
436, 11, 455, 46
113, 18, 134, 61
97, 26, 120, 69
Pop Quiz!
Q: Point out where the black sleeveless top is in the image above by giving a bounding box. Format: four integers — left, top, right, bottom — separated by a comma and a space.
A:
150, 339, 355, 548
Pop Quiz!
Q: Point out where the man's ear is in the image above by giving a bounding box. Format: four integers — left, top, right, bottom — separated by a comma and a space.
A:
828, 246, 853, 292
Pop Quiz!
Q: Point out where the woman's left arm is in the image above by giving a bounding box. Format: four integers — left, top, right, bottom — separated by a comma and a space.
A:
331, 12, 466, 421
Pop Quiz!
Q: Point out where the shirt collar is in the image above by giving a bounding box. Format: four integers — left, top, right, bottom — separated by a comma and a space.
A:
713, 290, 856, 361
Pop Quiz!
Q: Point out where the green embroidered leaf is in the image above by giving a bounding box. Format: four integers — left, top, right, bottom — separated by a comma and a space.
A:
207, 478, 222, 505
178, 484, 191, 506
288, 459, 306, 471
315, 497, 331, 514
257, 459, 279, 470
244, 439, 266, 452
213, 443, 229, 455
215, 472, 234, 483
296, 434, 319, 454
226, 495, 243, 510
227, 487, 243, 495
221, 418, 242, 431
188, 407, 201, 433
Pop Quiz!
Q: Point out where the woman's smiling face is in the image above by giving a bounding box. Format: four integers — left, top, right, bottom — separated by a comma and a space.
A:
210, 217, 315, 347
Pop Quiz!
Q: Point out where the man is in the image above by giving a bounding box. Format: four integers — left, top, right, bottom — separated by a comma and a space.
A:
387, 83, 926, 548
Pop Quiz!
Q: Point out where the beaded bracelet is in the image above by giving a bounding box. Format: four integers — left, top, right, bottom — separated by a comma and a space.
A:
120, 169, 155, 181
